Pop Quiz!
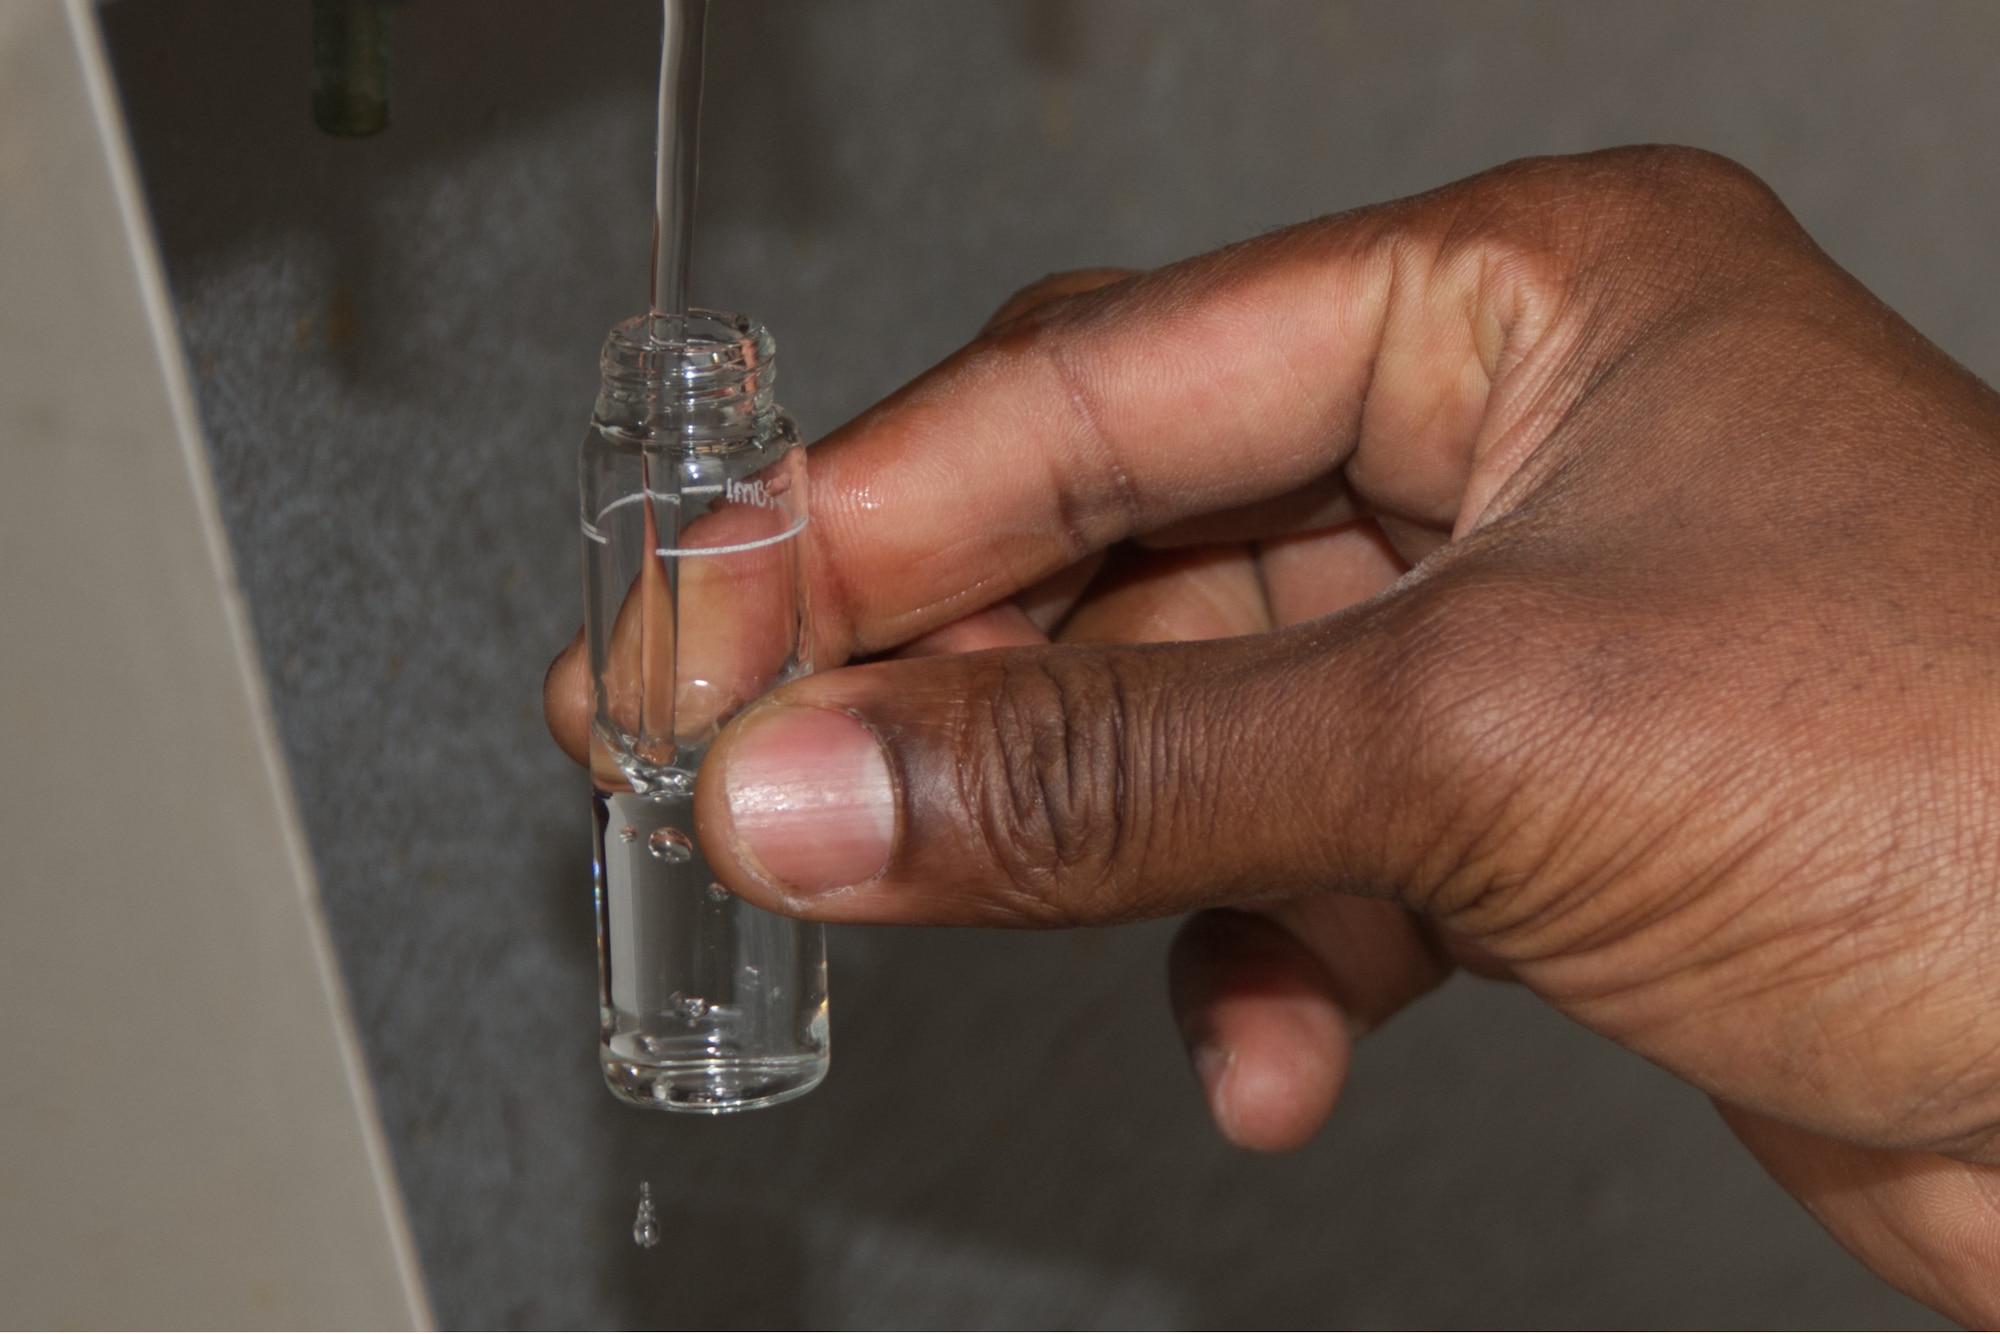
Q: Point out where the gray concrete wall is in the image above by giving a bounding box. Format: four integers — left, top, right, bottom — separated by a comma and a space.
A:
100, 0, 1987, 1326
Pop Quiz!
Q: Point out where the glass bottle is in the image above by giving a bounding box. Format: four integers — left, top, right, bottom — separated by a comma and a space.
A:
580, 308, 827, 1112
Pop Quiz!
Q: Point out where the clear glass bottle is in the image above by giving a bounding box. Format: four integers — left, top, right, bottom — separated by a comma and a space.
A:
580, 308, 827, 1112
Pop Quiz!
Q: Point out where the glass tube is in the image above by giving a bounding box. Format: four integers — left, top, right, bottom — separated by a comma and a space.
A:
580, 310, 828, 1112
651, 0, 709, 320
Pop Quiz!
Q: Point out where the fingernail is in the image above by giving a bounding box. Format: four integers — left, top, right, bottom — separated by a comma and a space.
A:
1192, 1042, 1236, 1134
722, 705, 894, 895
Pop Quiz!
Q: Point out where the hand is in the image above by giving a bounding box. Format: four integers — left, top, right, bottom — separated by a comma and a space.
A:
545, 147, 2000, 1322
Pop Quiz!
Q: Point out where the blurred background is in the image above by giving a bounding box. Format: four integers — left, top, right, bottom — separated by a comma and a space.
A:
88, 0, 2000, 1326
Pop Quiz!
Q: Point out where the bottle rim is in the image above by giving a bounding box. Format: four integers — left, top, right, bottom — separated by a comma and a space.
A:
599, 308, 775, 395
595, 308, 779, 442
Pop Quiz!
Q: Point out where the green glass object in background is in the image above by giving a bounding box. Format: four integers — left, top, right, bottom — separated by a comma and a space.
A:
311, 0, 391, 137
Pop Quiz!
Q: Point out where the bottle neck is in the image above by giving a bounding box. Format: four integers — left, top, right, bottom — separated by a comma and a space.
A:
594, 308, 778, 450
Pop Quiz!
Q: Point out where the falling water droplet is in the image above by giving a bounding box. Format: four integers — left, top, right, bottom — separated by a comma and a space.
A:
648, 827, 693, 862
617, 825, 638, 844
633, 1182, 660, 1249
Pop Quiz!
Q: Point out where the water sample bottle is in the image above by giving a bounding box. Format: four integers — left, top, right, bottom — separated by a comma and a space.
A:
580, 309, 827, 1112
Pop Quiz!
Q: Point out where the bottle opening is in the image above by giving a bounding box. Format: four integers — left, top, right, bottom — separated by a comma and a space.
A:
596, 308, 778, 445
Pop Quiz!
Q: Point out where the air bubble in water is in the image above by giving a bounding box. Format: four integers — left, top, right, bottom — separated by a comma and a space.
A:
648, 827, 693, 862
617, 825, 638, 844
705, 881, 730, 903
664, 990, 710, 1023
633, 1182, 660, 1249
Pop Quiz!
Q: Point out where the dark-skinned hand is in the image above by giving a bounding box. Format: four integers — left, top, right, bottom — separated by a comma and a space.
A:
546, 147, 2000, 1324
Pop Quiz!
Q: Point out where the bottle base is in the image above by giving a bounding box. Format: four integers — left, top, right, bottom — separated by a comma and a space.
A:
601, 1050, 827, 1114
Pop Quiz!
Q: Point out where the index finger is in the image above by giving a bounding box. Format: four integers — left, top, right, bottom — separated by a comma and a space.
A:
803, 153, 1613, 661
547, 148, 1792, 765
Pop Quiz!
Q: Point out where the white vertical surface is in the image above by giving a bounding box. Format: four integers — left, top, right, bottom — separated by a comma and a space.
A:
0, 2, 431, 1325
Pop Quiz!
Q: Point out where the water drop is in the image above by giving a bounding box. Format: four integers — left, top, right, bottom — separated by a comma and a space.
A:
617, 825, 638, 844
632, 1182, 660, 1249
705, 881, 731, 903
648, 827, 693, 862
625, 765, 694, 799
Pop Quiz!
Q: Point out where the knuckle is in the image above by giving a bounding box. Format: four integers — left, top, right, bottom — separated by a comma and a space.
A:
1362, 576, 1575, 915
1386, 148, 1809, 377
1627, 145, 1782, 211
1499, 144, 1787, 229
1593, 147, 1797, 259
953, 650, 1150, 924
1448, 147, 1800, 292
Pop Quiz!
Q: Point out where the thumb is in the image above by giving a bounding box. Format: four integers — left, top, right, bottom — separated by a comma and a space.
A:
692, 604, 1457, 926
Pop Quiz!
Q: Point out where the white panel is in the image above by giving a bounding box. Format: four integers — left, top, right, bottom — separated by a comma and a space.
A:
0, 1, 430, 1325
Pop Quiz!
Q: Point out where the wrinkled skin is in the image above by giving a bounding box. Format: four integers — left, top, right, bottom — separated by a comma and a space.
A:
546, 148, 2000, 1322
